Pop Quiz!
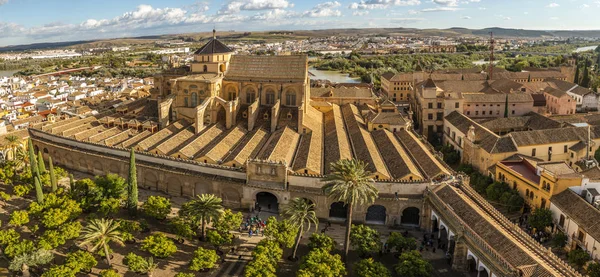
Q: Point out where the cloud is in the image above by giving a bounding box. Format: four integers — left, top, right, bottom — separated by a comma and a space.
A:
546, 2, 559, 8
390, 17, 425, 24
303, 1, 342, 17
550, 17, 559, 20
461, 15, 471, 19
219, 0, 293, 14
421, 6, 460, 12
408, 9, 420, 14
353, 10, 370, 15
433, 0, 459, 6
478, 7, 486, 10
0, 0, 8, 6
580, 4, 590, 8
251, 9, 296, 20
503, 16, 511, 20
348, 0, 421, 10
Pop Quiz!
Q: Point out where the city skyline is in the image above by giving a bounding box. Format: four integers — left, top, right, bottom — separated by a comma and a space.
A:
1, 0, 600, 47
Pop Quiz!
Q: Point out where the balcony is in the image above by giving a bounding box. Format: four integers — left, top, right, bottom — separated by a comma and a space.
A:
572, 234, 587, 250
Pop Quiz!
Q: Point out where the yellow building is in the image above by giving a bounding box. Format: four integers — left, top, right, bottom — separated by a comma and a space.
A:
495, 158, 582, 210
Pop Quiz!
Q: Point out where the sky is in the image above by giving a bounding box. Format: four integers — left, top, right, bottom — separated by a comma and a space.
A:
0, 0, 599, 47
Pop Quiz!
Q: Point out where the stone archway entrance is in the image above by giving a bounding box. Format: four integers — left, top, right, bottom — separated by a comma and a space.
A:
329, 202, 347, 220
401, 207, 420, 226
365, 205, 386, 225
256, 192, 278, 213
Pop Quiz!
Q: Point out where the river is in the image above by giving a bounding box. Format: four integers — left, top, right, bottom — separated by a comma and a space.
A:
0, 70, 19, 77
574, 45, 598, 53
309, 67, 361, 83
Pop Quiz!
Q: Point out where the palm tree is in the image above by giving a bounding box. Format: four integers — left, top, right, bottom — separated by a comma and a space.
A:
322, 159, 378, 261
283, 198, 318, 260
4, 135, 20, 162
180, 194, 223, 240
79, 219, 125, 266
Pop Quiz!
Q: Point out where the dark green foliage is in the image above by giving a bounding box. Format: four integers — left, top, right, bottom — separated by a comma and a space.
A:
587, 262, 600, 277
552, 232, 568, 249
94, 174, 126, 199
485, 181, 523, 212
244, 239, 283, 277
394, 250, 433, 277
28, 138, 38, 177
141, 233, 177, 258
308, 233, 335, 252
49, 156, 57, 192
575, 66, 581, 84
37, 151, 46, 175
263, 217, 297, 249
297, 248, 346, 277
439, 144, 460, 165
354, 258, 391, 277
568, 248, 590, 269
127, 149, 138, 215
350, 224, 381, 257
528, 208, 553, 231
142, 196, 171, 220
65, 250, 97, 272
386, 232, 417, 253
189, 247, 219, 271
469, 171, 493, 194
34, 176, 44, 204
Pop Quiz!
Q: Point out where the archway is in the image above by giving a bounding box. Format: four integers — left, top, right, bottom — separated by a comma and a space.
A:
109, 163, 120, 175
329, 202, 347, 220
365, 205, 386, 225
467, 256, 478, 275
478, 267, 489, 277
166, 176, 182, 196
256, 192, 278, 213
401, 207, 420, 226
216, 104, 226, 124
144, 171, 158, 190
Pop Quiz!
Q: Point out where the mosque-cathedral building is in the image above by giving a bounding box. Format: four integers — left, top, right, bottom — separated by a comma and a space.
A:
29, 31, 450, 227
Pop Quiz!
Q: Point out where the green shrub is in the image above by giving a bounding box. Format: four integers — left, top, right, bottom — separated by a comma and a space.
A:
13, 184, 31, 197
174, 273, 195, 277
189, 247, 219, 271
142, 196, 172, 220
41, 265, 77, 277
38, 229, 67, 250
0, 191, 11, 200
0, 229, 20, 245
65, 250, 97, 272
308, 233, 335, 252
141, 233, 177, 258
124, 252, 148, 273
5, 240, 35, 258
9, 210, 29, 226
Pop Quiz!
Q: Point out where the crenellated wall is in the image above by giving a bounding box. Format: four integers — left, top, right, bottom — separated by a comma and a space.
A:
30, 128, 429, 226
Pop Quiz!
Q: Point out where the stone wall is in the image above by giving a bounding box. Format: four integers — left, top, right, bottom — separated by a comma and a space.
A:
30, 128, 428, 225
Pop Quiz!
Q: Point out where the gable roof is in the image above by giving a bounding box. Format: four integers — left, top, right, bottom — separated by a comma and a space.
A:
225, 55, 308, 81
194, 38, 233, 55
551, 189, 600, 241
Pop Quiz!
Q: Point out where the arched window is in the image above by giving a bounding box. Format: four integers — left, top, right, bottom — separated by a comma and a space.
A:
184, 97, 188, 107
191, 92, 198, 106
285, 90, 296, 106
246, 88, 256, 104
227, 86, 237, 101
266, 89, 275, 105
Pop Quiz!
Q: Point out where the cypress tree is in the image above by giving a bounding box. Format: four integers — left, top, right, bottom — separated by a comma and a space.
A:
596, 55, 600, 72
37, 151, 46, 175
574, 66, 580, 84
127, 148, 138, 215
27, 138, 38, 177
582, 63, 591, 88
34, 176, 44, 204
49, 156, 57, 192
504, 95, 509, 118
527, 74, 531, 82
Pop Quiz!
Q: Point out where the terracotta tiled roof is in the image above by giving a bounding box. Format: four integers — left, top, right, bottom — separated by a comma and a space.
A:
225, 55, 307, 81
551, 189, 600, 241
396, 129, 447, 178
371, 129, 422, 180
323, 105, 353, 173
435, 185, 553, 275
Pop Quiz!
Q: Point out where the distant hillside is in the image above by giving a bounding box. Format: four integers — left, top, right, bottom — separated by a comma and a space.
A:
1, 27, 599, 52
